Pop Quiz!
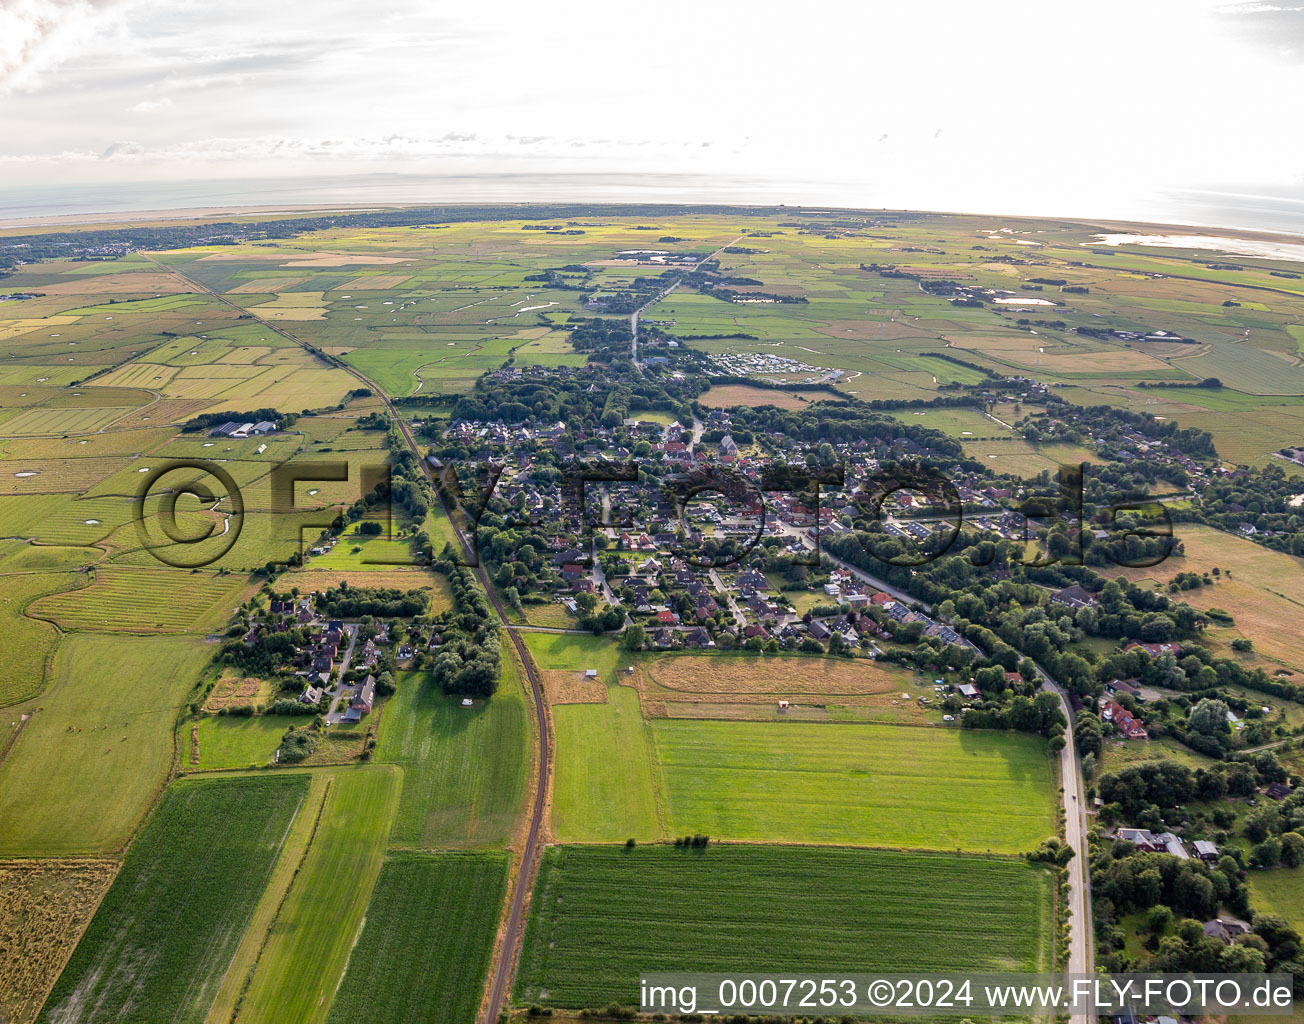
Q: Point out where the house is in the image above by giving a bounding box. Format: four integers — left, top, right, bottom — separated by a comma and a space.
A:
1123, 641, 1181, 657
1203, 918, 1250, 944
957, 682, 980, 699
1102, 699, 1148, 740
1118, 828, 1165, 852
1266, 782, 1293, 800
1106, 678, 1141, 697
1194, 840, 1220, 861
352, 675, 376, 715
808, 619, 831, 640
686, 626, 715, 648
1050, 584, 1095, 610
300, 685, 323, 705
656, 609, 677, 626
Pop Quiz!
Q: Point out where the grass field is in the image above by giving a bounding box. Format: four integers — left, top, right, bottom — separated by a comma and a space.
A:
0, 571, 73, 707
234, 766, 400, 1024
190, 714, 288, 770
30, 566, 255, 633
0, 859, 118, 1024
650, 719, 1056, 851
516, 844, 1055, 1009
1249, 867, 1304, 934
551, 682, 664, 842
325, 852, 508, 1024
375, 663, 529, 848
0, 633, 211, 856
38, 775, 308, 1024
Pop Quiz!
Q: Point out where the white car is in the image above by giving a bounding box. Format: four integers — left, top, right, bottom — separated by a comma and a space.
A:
943, 714, 955, 722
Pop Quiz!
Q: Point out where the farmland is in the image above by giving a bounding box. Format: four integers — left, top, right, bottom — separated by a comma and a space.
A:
1119, 524, 1304, 676
650, 719, 1056, 851
0, 859, 118, 1024
516, 844, 1055, 1009
375, 663, 530, 849
38, 775, 308, 1024
0, 633, 211, 856
0, 570, 74, 707
30, 567, 255, 633
234, 766, 400, 1024
189, 714, 287, 770
325, 852, 508, 1024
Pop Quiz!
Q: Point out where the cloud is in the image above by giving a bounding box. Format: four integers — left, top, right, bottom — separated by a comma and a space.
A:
128, 95, 171, 113
1215, 1, 1304, 57
0, 0, 139, 92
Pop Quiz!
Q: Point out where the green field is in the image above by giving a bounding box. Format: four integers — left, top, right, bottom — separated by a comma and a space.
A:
190, 714, 288, 770
0, 570, 72, 707
551, 682, 663, 841
325, 852, 508, 1024
516, 844, 1055, 1009
234, 766, 400, 1024
1249, 867, 1304, 934
30, 566, 254, 632
375, 663, 529, 848
0, 633, 211, 855
550, 691, 1055, 850
39, 774, 308, 1024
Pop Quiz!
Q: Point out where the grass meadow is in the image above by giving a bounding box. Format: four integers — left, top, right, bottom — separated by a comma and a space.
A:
234, 766, 400, 1024
0, 633, 211, 856
375, 664, 530, 848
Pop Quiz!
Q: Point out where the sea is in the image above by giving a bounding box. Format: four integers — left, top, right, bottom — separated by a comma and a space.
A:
3, 173, 1304, 237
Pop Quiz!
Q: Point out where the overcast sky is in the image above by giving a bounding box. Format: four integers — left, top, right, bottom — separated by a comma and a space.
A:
1, 0, 1303, 217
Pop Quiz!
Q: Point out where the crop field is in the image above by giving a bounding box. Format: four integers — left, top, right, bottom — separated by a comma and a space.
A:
1119, 524, 1304, 676
29, 566, 254, 632
38, 775, 308, 1024
375, 662, 529, 848
0, 859, 118, 1024
325, 852, 508, 1024
649, 719, 1056, 851
516, 845, 1054, 1009
0, 571, 75, 707
0, 633, 211, 856
234, 766, 400, 1024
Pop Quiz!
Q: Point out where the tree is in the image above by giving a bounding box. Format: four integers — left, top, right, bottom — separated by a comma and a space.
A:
622, 624, 646, 652
1280, 832, 1304, 868
1187, 698, 1231, 738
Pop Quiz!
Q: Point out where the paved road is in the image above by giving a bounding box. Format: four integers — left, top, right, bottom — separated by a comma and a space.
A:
708, 567, 748, 628
631, 235, 748, 367
1040, 674, 1094, 1019
322, 625, 360, 724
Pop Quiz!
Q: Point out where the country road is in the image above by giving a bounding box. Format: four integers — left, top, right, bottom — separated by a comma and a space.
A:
631, 234, 749, 367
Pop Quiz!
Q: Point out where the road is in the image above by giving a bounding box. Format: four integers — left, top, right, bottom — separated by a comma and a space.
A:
1039, 673, 1094, 1018
150, 252, 551, 1024
322, 625, 360, 724
630, 234, 749, 367
708, 567, 748, 628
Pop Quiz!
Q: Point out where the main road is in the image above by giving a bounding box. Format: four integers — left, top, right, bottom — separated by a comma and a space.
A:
149, 252, 550, 1024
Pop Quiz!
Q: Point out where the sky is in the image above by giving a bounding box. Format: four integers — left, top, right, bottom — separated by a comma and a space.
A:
1, 0, 1303, 219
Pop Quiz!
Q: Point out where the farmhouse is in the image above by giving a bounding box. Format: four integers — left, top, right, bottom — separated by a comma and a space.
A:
1101, 699, 1148, 740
